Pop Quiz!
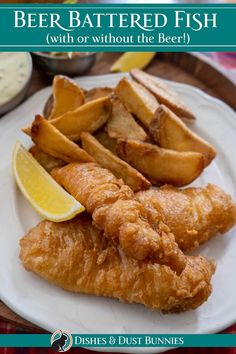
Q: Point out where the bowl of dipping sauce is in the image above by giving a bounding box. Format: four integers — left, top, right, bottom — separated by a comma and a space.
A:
32, 52, 101, 76
0, 52, 32, 116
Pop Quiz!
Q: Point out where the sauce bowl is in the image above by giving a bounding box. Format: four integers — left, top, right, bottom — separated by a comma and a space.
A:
0, 53, 32, 116
32, 52, 102, 76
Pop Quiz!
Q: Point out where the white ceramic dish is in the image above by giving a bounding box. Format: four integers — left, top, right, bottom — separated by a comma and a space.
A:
0, 53, 32, 116
0, 73, 236, 354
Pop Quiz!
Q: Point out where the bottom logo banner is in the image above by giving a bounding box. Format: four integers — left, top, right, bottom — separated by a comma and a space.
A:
0, 333, 236, 349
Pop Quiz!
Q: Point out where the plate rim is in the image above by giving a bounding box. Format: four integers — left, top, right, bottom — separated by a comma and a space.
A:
0, 73, 236, 354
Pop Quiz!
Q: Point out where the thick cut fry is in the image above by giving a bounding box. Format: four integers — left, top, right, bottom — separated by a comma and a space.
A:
49, 97, 111, 141
117, 139, 204, 187
81, 132, 150, 192
136, 184, 236, 251
31, 115, 94, 163
115, 77, 159, 127
23, 97, 111, 140
150, 105, 216, 167
20, 214, 214, 312
94, 130, 117, 155
43, 94, 54, 119
29, 145, 65, 172
131, 69, 195, 122
107, 97, 147, 141
22, 126, 32, 136
85, 87, 113, 102
52, 163, 188, 273
47, 75, 85, 120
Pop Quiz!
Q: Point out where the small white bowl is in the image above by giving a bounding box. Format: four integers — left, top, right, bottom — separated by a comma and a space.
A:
32, 52, 102, 76
0, 53, 32, 116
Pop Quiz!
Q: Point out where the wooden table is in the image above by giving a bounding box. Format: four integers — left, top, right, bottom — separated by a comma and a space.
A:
0, 51, 235, 333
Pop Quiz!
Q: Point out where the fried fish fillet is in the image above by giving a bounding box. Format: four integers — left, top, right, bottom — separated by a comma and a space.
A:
136, 185, 236, 251
52, 162, 216, 287
52, 162, 186, 272
20, 214, 214, 312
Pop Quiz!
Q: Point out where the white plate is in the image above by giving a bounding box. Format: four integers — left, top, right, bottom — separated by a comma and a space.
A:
0, 73, 236, 354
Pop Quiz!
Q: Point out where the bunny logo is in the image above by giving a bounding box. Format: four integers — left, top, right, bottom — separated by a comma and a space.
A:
51, 330, 73, 352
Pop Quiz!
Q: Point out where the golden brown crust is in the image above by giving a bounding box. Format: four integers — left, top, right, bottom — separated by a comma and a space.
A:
150, 105, 216, 167
51, 162, 186, 272
131, 69, 195, 122
19, 214, 214, 312
49, 97, 112, 141
31, 115, 94, 163
136, 184, 236, 251
48, 75, 85, 120
107, 96, 147, 141
94, 130, 117, 155
115, 77, 159, 127
85, 87, 114, 102
117, 139, 205, 187
81, 132, 150, 192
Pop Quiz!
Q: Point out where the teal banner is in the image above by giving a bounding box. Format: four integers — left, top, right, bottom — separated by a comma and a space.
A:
0, 4, 236, 51
0, 334, 236, 348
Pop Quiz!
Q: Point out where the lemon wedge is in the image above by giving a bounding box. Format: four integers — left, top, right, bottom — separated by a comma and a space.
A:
12, 141, 85, 222
111, 52, 156, 72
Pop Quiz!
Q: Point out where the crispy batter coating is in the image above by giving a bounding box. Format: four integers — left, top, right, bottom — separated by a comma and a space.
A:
52, 163, 187, 273
19, 214, 214, 312
136, 185, 236, 251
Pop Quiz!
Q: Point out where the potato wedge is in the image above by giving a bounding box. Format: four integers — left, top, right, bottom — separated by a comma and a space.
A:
117, 139, 204, 187
85, 87, 113, 102
150, 105, 216, 167
94, 130, 117, 155
81, 132, 150, 192
43, 94, 54, 119
31, 115, 94, 163
131, 69, 195, 122
47, 75, 85, 120
107, 97, 147, 141
22, 126, 31, 136
115, 77, 159, 127
46, 97, 111, 141
29, 145, 65, 172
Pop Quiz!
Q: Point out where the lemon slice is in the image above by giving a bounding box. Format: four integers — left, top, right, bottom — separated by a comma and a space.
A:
111, 52, 156, 72
12, 141, 85, 222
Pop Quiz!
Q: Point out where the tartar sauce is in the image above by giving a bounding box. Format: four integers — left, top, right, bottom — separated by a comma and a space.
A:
0, 53, 31, 106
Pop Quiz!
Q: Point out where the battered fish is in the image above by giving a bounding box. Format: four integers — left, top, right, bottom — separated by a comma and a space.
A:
52, 162, 186, 272
20, 214, 215, 312
136, 185, 236, 251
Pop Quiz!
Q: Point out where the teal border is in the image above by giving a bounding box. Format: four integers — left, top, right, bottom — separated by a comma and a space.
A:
0, 4, 235, 51
0, 334, 236, 348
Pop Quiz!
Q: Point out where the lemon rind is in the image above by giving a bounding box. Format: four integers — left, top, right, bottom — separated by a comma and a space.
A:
12, 141, 85, 222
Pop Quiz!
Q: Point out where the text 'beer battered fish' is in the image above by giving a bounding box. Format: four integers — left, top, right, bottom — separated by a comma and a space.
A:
20, 214, 215, 312
136, 185, 236, 251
